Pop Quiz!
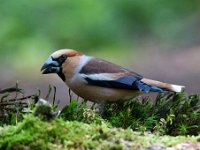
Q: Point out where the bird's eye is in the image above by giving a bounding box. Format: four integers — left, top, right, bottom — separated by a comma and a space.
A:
59, 54, 67, 62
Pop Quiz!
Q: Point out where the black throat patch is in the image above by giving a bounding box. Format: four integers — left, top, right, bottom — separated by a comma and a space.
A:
57, 68, 65, 81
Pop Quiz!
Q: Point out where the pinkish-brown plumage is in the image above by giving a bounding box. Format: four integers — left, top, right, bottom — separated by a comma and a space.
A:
41, 49, 185, 103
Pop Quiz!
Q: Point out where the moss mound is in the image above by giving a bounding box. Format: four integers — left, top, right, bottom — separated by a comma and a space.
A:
0, 86, 199, 150
0, 115, 199, 150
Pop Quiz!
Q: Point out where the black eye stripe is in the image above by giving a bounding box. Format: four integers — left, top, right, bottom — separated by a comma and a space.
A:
51, 56, 56, 61
61, 54, 67, 59
58, 54, 67, 63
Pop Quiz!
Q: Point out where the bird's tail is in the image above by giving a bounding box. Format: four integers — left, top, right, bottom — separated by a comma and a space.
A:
141, 78, 185, 93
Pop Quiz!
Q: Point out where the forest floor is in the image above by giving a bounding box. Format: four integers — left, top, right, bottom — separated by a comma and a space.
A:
0, 86, 199, 150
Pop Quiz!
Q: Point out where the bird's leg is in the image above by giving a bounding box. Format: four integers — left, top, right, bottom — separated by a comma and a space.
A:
98, 101, 106, 117
76, 96, 80, 101
68, 89, 72, 103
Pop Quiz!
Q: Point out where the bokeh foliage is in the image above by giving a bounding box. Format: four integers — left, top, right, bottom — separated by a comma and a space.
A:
1, 0, 200, 67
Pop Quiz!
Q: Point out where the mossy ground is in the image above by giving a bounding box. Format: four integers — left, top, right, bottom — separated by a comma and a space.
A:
0, 86, 199, 150
0, 115, 199, 150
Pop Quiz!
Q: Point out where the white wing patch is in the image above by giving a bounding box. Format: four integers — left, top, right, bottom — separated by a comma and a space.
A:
75, 55, 93, 73
171, 84, 185, 92
80, 73, 114, 81
70, 55, 93, 82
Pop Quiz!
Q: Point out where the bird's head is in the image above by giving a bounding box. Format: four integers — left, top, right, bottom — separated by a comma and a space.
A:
41, 49, 82, 80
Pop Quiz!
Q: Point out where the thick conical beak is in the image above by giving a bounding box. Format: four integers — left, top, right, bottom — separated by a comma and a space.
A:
41, 57, 61, 74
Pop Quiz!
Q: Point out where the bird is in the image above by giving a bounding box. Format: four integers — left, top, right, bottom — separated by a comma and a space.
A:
41, 49, 185, 104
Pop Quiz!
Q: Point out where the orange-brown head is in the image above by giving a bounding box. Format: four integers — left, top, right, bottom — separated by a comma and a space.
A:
51, 49, 82, 58
41, 49, 82, 81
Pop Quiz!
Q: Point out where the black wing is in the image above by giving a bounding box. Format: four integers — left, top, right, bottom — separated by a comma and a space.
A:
84, 75, 163, 93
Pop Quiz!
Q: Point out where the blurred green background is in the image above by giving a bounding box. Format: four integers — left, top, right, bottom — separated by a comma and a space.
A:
1, 0, 200, 98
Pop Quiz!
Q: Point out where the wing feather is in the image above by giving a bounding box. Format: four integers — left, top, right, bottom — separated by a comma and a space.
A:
79, 58, 142, 78
79, 58, 163, 93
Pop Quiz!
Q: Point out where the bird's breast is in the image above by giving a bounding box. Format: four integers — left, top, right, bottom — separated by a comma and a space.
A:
65, 74, 140, 103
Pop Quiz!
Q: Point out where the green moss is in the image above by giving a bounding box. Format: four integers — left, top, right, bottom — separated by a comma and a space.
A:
1, 88, 200, 149
101, 92, 200, 136
0, 115, 199, 150
59, 93, 200, 136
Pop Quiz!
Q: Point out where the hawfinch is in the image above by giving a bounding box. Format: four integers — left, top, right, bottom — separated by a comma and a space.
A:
41, 49, 185, 103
